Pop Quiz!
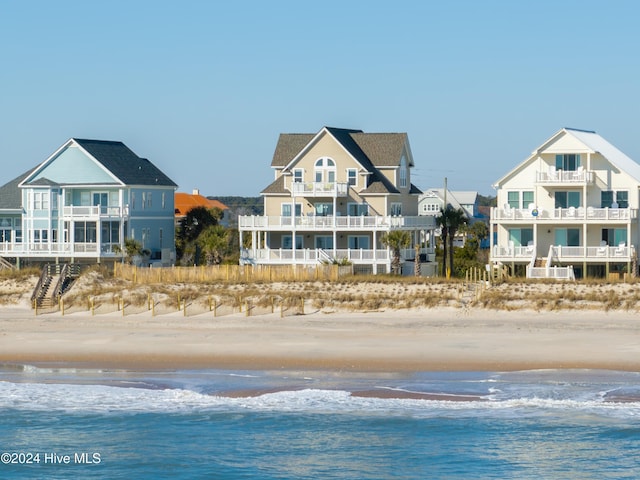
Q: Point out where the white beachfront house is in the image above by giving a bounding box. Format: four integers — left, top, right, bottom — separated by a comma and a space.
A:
0, 138, 177, 268
238, 126, 436, 274
490, 127, 639, 279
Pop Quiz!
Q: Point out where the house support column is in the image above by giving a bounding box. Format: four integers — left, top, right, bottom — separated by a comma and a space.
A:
373, 230, 378, 274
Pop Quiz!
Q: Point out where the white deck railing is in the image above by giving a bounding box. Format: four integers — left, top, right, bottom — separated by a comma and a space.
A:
527, 265, 575, 280
0, 242, 121, 257
61, 205, 128, 218
492, 206, 636, 222
290, 182, 349, 197
535, 169, 595, 184
239, 215, 435, 230
243, 247, 434, 265
492, 244, 634, 262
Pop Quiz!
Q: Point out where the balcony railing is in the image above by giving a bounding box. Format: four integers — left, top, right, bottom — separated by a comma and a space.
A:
61, 206, 129, 218
0, 242, 121, 257
491, 244, 634, 262
535, 169, 595, 184
242, 247, 435, 265
239, 215, 435, 230
290, 182, 349, 197
492, 206, 637, 222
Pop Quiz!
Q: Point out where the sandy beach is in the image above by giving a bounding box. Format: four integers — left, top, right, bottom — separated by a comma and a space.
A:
1, 304, 639, 372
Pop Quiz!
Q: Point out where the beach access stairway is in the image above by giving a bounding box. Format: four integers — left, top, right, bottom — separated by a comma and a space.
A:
31, 263, 81, 309
0, 257, 15, 270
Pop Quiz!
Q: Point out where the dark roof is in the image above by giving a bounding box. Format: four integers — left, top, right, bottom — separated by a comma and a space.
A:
73, 139, 177, 187
409, 183, 422, 195
350, 132, 410, 167
0, 169, 33, 210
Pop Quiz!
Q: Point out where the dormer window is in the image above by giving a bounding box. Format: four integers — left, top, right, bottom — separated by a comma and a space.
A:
315, 157, 336, 183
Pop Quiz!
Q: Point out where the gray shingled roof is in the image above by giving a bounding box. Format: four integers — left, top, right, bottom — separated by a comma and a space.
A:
0, 169, 33, 210
73, 139, 177, 187
261, 175, 287, 195
351, 132, 410, 167
271, 134, 315, 168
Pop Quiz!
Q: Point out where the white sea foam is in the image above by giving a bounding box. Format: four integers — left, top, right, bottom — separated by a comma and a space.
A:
1, 381, 640, 419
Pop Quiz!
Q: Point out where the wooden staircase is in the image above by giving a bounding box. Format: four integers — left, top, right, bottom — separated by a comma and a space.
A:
534, 258, 547, 268
31, 264, 81, 309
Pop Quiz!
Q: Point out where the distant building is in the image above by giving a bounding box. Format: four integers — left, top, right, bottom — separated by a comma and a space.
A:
174, 189, 230, 226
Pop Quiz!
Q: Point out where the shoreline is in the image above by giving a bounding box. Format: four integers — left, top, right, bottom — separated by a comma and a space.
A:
1, 306, 640, 372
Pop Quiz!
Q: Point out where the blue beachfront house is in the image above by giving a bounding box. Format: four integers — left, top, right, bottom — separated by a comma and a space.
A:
0, 138, 178, 267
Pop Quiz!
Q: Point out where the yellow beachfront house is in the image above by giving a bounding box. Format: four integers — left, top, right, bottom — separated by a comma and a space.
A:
238, 126, 436, 274
491, 127, 640, 279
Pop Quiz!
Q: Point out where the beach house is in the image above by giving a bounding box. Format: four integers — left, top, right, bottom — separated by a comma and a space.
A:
238, 126, 436, 274
0, 138, 177, 268
490, 128, 640, 279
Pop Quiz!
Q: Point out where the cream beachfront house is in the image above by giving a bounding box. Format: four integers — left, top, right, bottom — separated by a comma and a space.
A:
238, 126, 436, 274
490, 127, 639, 279
0, 138, 177, 268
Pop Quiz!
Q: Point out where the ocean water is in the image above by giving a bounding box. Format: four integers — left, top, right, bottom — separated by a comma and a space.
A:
0, 366, 639, 479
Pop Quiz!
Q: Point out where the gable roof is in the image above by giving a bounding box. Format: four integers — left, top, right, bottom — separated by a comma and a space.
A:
494, 128, 640, 187
73, 139, 177, 187
22, 139, 177, 188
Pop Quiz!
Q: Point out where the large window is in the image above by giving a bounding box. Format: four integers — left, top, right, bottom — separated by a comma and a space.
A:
314, 157, 336, 183
602, 190, 628, 208
555, 191, 581, 208
556, 154, 581, 171
508, 228, 533, 247
74, 221, 97, 243
391, 203, 402, 216
555, 228, 580, 246
281, 203, 302, 217
602, 228, 627, 246
315, 203, 333, 216
348, 203, 368, 216
315, 236, 333, 249
281, 235, 303, 249
348, 236, 370, 249
101, 221, 120, 244
507, 191, 534, 209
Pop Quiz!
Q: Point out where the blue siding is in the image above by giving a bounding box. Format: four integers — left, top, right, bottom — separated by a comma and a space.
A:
32, 146, 116, 185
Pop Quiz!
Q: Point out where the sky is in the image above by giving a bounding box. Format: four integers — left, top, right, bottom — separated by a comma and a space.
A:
1, 0, 639, 197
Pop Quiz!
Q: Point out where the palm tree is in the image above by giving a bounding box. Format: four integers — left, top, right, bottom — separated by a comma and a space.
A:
198, 225, 229, 265
381, 230, 411, 275
436, 206, 467, 278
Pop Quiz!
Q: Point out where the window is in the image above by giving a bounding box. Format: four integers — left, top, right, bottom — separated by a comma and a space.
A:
33, 192, 50, 211
617, 191, 628, 208
508, 228, 533, 247
281, 235, 303, 249
522, 191, 534, 209
162, 192, 166, 209
101, 221, 120, 244
555, 228, 580, 246
601, 190, 628, 208
159, 228, 163, 248
507, 192, 519, 209
293, 169, 304, 183
602, 228, 627, 246
391, 203, 402, 216
399, 155, 407, 188
131, 192, 136, 210
147, 192, 152, 209
142, 192, 146, 209
314, 157, 336, 184
315, 203, 333, 216
347, 169, 357, 187
348, 203, 368, 216
555, 154, 581, 171
315, 236, 333, 249
33, 229, 48, 243
281, 203, 302, 217
348, 236, 370, 249
80, 191, 90, 206
93, 192, 108, 206
74, 221, 97, 243
555, 191, 581, 208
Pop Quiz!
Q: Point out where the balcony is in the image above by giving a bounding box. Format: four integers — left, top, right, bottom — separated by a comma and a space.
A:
238, 215, 436, 231
535, 168, 595, 185
61, 205, 129, 219
491, 244, 634, 262
492, 206, 637, 223
0, 241, 121, 258
290, 182, 349, 197
242, 246, 435, 266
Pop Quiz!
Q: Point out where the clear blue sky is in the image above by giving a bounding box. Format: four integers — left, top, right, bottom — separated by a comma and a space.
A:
1, 0, 639, 197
